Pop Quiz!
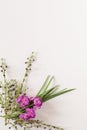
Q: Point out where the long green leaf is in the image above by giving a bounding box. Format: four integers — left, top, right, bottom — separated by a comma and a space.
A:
36, 75, 50, 96
40, 76, 54, 97
43, 88, 75, 102
43, 76, 54, 93
41, 85, 59, 99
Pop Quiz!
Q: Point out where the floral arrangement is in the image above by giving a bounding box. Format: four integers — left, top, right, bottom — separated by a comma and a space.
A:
0, 52, 74, 130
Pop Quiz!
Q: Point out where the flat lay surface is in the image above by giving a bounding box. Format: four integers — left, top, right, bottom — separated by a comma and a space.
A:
0, 0, 87, 130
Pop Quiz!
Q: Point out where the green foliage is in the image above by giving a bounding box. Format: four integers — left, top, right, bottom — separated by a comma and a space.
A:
37, 75, 75, 102
0, 53, 75, 130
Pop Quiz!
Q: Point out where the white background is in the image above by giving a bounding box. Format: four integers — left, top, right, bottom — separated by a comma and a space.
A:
0, 0, 87, 130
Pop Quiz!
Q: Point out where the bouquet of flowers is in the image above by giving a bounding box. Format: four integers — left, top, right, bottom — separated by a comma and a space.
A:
0, 52, 74, 130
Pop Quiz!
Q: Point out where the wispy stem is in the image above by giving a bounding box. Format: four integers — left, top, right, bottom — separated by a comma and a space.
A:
0, 58, 7, 83
0, 58, 8, 125
24, 120, 64, 130
21, 52, 35, 88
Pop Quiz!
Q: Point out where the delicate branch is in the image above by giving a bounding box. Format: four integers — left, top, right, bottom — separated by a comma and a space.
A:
14, 119, 63, 130
0, 54, 74, 130
22, 52, 35, 87
9, 122, 18, 130
0, 58, 8, 125
24, 120, 64, 130
0, 58, 7, 83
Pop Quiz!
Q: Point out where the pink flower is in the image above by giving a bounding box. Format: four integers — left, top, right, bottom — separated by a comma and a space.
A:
19, 114, 24, 119
23, 113, 30, 121
29, 97, 43, 109
17, 96, 23, 103
29, 97, 34, 101
17, 96, 43, 121
19, 108, 36, 121
26, 108, 36, 118
17, 95, 30, 108
33, 97, 43, 108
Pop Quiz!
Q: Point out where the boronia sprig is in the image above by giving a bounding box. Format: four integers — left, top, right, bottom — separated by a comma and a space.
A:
0, 52, 75, 130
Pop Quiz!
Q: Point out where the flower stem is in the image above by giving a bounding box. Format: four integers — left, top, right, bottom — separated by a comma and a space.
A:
0, 58, 8, 125
23, 120, 64, 130
21, 52, 35, 88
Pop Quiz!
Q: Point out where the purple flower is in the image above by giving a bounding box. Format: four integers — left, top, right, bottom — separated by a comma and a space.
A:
19, 114, 24, 119
17, 95, 30, 108
23, 113, 30, 121
29, 97, 34, 101
19, 109, 36, 121
26, 108, 36, 118
17, 95, 23, 103
33, 97, 43, 108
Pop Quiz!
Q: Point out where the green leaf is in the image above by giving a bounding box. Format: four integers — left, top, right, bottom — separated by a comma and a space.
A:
43, 76, 54, 93
41, 85, 59, 99
37, 75, 50, 96
37, 75, 75, 102
43, 88, 75, 102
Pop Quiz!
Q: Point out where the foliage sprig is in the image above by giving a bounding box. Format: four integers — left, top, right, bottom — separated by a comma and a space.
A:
0, 53, 75, 130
